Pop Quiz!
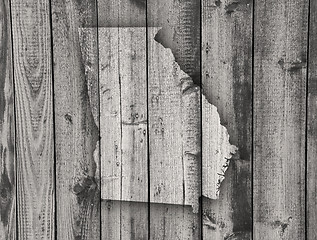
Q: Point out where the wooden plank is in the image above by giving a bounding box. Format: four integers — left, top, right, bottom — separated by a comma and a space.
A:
10, 0, 55, 238
150, 203, 200, 240
254, 0, 308, 239
51, 0, 100, 239
307, 0, 317, 239
99, 27, 148, 203
101, 200, 148, 240
98, 0, 148, 238
147, 0, 201, 235
201, 0, 253, 238
98, 26, 148, 239
148, 26, 201, 209
0, 0, 16, 238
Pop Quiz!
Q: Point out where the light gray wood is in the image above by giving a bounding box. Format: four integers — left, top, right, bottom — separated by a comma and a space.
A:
254, 0, 308, 238
307, 0, 317, 238
201, 0, 253, 238
51, 0, 100, 239
98, 0, 148, 238
99, 27, 149, 240
0, 0, 16, 238
99, 27, 148, 203
10, 0, 55, 238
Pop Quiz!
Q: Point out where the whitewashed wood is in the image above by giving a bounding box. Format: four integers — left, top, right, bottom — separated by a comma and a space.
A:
120, 28, 148, 202
99, 27, 147, 202
99, 28, 122, 201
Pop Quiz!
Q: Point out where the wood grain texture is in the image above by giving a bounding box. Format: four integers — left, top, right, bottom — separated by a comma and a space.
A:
148, 27, 200, 209
254, 0, 308, 239
99, 27, 149, 239
147, 2, 201, 236
201, 0, 253, 238
307, 0, 317, 239
99, 27, 148, 203
102, 200, 148, 240
51, 0, 100, 239
10, 0, 55, 238
147, 0, 201, 237
0, 0, 16, 238
98, 0, 148, 239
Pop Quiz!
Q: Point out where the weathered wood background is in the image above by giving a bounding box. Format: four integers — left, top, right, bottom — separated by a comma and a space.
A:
0, 0, 314, 239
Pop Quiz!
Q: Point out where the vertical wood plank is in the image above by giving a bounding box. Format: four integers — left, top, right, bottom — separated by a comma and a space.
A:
99, 27, 148, 203
51, 0, 100, 239
98, 26, 149, 239
98, 0, 148, 238
147, 0, 201, 237
254, 0, 308, 239
201, 0, 253, 238
10, 0, 55, 238
102, 200, 148, 240
0, 0, 16, 238
307, 0, 317, 239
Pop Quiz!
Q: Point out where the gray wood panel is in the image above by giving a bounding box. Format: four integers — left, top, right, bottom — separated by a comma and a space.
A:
307, 0, 317, 238
0, 0, 16, 238
254, 0, 309, 238
51, 0, 100, 239
10, 0, 55, 238
201, 0, 253, 239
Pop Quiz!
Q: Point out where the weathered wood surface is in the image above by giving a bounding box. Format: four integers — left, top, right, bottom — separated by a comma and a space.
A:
307, 0, 317, 239
102, 200, 148, 240
51, 0, 100, 239
1, 0, 316, 239
0, 0, 15, 238
254, 0, 308, 239
97, 0, 148, 238
99, 27, 147, 203
147, 0, 201, 238
98, 26, 149, 239
201, 0, 253, 238
10, 0, 55, 238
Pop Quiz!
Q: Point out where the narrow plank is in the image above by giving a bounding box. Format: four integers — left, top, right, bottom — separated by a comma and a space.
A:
254, 0, 308, 239
10, 0, 54, 238
201, 0, 253, 238
51, 0, 100, 239
0, 0, 16, 238
307, 0, 317, 239
147, 0, 201, 234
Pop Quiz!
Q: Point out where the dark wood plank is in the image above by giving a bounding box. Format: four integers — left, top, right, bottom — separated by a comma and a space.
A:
0, 0, 16, 238
201, 0, 253, 238
51, 0, 100, 239
254, 0, 308, 238
10, 0, 55, 238
147, 0, 201, 239
307, 0, 317, 239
